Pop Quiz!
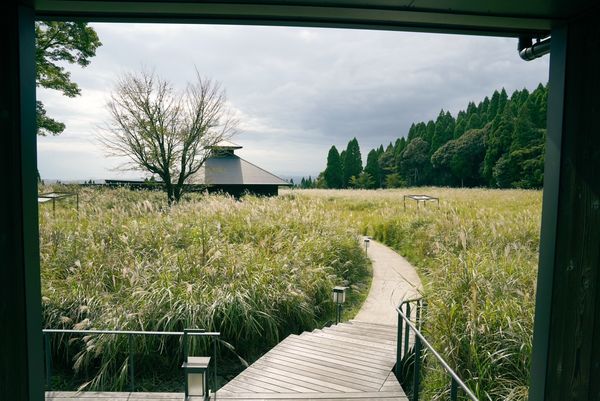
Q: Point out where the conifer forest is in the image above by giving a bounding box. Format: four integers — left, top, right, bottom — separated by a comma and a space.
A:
301, 84, 547, 189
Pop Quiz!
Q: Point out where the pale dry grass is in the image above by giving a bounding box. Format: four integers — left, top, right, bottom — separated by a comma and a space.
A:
41, 185, 540, 398
286, 187, 541, 401
40, 187, 370, 390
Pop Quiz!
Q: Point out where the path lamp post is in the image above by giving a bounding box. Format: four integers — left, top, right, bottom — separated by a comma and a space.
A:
182, 329, 211, 401
364, 237, 370, 254
333, 286, 348, 324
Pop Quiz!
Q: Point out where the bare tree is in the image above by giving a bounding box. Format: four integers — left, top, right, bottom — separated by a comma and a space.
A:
101, 69, 237, 203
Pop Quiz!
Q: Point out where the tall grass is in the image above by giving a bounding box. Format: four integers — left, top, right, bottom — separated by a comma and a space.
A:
288, 188, 541, 401
42, 186, 540, 399
40, 188, 370, 390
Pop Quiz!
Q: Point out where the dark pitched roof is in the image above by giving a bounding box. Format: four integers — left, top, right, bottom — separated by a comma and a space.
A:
190, 153, 291, 186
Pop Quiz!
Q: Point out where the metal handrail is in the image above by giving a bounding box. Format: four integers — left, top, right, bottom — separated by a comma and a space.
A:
42, 328, 220, 397
43, 328, 220, 336
396, 299, 479, 401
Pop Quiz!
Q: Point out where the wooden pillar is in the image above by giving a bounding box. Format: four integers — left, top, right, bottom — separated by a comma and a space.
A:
0, 2, 44, 400
530, 7, 600, 401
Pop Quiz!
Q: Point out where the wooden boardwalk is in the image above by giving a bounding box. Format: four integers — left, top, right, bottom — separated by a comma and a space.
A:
215, 320, 406, 401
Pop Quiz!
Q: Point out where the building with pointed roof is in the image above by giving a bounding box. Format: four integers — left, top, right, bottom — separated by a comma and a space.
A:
189, 141, 291, 197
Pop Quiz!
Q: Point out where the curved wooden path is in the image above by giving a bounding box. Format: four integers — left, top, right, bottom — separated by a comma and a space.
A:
216, 320, 406, 401
215, 239, 420, 401
354, 238, 422, 326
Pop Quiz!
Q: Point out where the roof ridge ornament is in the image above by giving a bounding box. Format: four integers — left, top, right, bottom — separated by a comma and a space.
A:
204, 140, 243, 150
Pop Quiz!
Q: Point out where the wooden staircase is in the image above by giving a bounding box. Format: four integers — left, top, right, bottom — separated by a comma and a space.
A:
217, 320, 407, 400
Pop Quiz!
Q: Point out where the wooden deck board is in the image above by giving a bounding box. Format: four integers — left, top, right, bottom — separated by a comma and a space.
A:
282, 339, 393, 365
218, 322, 406, 400
298, 332, 395, 354
324, 326, 397, 341
346, 322, 399, 335
47, 391, 409, 401
242, 367, 343, 393
379, 372, 403, 392
216, 391, 408, 400
269, 345, 392, 375
309, 332, 396, 351
233, 373, 306, 393
317, 330, 397, 347
325, 323, 396, 335
281, 338, 394, 367
233, 370, 321, 393
251, 360, 379, 392
256, 353, 385, 385
46, 393, 181, 400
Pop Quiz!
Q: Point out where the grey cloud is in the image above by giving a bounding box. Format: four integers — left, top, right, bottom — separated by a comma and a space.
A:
37, 23, 548, 179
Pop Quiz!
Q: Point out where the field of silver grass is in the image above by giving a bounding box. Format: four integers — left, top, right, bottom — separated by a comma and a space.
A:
288, 188, 541, 401
40, 188, 370, 390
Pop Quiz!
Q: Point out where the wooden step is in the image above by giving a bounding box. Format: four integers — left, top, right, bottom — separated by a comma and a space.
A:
216, 391, 409, 400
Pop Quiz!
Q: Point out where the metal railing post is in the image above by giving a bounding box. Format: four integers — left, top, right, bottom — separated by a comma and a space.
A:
395, 303, 479, 401
404, 303, 411, 355
450, 378, 458, 401
416, 300, 422, 330
128, 333, 135, 392
213, 336, 218, 401
412, 335, 422, 401
396, 311, 403, 378
44, 332, 52, 390
420, 300, 427, 331
336, 304, 343, 324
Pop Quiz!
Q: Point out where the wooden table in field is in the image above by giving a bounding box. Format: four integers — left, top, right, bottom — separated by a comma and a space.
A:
403, 194, 439, 209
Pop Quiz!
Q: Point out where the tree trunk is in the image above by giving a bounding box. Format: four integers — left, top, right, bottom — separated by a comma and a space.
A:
165, 182, 175, 205
173, 184, 182, 203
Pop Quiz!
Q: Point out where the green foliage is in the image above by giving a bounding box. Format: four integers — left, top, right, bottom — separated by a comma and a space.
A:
431, 128, 486, 187
324, 146, 344, 189
322, 84, 548, 189
399, 137, 430, 186
36, 100, 65, 135
315, 172, 327, 188
40, 188, 370, 390
299, 175, 316, 189
385, 173, 405, 188
364, 149, 381, 188
378, 144, 396, 186
431, 110, 455, 152
349, 172, 375, 189
494, 145, 544, 189
512, 101, 544, 152
343, 138, 363, 187
35, 21, 102, 135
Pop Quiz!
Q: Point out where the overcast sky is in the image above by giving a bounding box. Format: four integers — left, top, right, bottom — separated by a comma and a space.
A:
37, 23, 549, 181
